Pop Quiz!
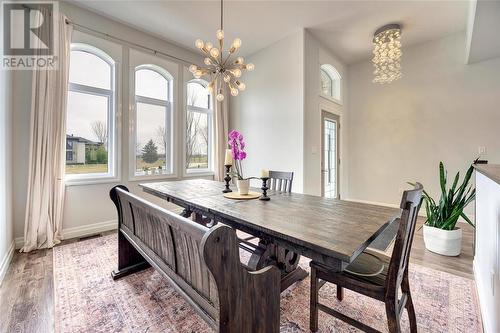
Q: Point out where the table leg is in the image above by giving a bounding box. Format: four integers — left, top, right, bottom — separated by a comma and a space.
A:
192, 212, 216, 227
180, 207, 192, 218
248, 239, 308, 292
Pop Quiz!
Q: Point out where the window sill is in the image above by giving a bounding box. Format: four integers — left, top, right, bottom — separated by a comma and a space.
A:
184, 170, 214, 178
129, 173, 178, 182
65, 176, 120, 187
319, 94, 342, 106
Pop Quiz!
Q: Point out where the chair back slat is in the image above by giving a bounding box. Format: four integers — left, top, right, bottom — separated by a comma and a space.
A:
268, 170, 294, 193
385, 183, 423, 298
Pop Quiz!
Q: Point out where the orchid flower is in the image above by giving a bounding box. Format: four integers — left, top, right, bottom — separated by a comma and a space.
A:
227, 130, 247, 179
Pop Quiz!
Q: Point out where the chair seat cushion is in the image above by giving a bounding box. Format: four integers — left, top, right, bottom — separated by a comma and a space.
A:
344, 249, 390, 287
345, 251, 385, 277
312, 249, 390, 289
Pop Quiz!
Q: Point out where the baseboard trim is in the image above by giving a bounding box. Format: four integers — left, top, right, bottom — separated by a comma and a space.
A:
345, 197, 475, 223
0, 240, 15, 286
345, 198, 401, 209
61, 220, 117, 240
14, 220, 118, 250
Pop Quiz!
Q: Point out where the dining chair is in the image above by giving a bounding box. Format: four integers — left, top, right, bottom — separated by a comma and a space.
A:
309, 183, 423, 333
267, 170, 294, 193
238, 170, 294, 253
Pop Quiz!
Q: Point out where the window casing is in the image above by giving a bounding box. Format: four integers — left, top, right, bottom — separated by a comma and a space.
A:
320, 64, 341, 102
65, 43, 116, 182
133, 65, 173, 177
186, 80, 213, 173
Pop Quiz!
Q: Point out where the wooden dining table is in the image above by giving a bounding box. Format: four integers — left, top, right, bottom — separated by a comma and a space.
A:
140, 179, 401, 291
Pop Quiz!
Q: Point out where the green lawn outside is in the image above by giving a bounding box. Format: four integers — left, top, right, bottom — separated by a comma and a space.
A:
65, 164, 108, 174
65, 156, 209, 175
136, 157, 166, 171
187, 155, 208, 169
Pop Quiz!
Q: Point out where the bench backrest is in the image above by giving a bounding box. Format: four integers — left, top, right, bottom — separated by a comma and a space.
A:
110, 186, 281, 332
113, 186, 219, 320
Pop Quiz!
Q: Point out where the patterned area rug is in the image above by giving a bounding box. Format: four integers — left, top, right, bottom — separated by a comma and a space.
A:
54, 234, 482, 333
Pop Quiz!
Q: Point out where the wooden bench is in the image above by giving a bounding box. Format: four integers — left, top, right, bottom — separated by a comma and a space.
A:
109, 185, 281, 333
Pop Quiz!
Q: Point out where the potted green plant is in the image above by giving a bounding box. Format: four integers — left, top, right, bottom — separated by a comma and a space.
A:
411, 162, 475, 256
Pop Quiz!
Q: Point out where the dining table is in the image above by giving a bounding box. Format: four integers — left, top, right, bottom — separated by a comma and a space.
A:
140, 179, 401, 291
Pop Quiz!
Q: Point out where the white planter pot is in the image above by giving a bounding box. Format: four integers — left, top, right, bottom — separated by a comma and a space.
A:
237, 179, 250, 195
423, 225, 462, 256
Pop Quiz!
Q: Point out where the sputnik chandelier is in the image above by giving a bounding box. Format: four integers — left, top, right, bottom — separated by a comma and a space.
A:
189, 0, 254, 102
372, 24, 402, 84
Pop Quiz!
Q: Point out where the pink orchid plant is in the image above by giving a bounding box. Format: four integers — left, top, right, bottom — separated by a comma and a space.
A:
228, 130, 250, 180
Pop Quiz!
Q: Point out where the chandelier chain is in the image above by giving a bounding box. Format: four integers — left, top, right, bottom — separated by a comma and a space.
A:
189, 0, 254, 101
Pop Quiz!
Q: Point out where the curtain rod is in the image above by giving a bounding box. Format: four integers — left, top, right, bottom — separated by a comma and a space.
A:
65, 19, 194, 65
20, 3, 196, 65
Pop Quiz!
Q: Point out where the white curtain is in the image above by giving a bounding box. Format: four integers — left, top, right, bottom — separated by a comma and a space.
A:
21, 12, 73, 252
214, 86, 229, 181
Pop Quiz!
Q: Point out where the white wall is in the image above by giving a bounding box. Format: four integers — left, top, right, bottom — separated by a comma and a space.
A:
303, 31, 348, 197
11, 2, 206, 244
347, 33, 500, 211
0, 68, 14, 282
230, 31, 305, 192
474, 172, 500, 333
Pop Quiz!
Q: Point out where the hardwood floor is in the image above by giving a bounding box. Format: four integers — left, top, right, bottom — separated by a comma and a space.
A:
0, 246, 54, 333
408, 218, 474, 279
0, 221, 474, 332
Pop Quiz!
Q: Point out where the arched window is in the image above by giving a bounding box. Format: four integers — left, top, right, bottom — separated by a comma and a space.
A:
320, 64, 341, 101
66, 44, 115, 179
186, 79, 212, 172
134, 65, 172, 176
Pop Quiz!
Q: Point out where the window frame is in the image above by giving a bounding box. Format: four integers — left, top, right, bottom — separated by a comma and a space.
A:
185, 79, 213, 175
319, 64, 342, 105
65, 43, 118, 185
320, 68, 333, 97
130, 64, 174, 180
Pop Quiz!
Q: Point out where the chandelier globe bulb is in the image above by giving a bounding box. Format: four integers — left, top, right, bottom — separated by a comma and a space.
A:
216, 29, 224, 40
209, 48, 220, 58
232, 38, 242, 49
189, 64, 198, 73
195, 39, 204, 49
232, 68, 242, 78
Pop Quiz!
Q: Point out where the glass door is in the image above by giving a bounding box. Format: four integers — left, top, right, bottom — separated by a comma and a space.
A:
322, 113, 339, 198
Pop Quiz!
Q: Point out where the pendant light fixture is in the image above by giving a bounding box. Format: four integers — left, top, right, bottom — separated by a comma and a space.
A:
189, 0, 254, 101
372, 24, 402, 84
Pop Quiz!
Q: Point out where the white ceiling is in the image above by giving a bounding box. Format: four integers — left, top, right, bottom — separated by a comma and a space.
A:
69, 0, 469, 64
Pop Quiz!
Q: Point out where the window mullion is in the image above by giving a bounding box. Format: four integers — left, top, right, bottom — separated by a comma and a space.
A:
187, 105, 211, 114
69, 82, 112, 97
136, 95, 169, 107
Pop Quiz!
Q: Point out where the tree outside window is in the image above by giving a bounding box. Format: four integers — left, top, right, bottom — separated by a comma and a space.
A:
186, 80, 212, 171
134, 66, 172, 176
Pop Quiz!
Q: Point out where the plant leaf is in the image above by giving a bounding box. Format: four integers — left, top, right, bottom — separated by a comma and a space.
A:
460, 212, 475, 228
